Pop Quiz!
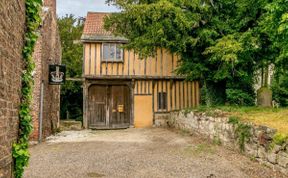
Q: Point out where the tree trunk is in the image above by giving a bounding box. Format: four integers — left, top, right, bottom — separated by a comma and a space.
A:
264, 65, 269, 87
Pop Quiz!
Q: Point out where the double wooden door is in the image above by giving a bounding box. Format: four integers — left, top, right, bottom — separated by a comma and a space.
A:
88, 85, 130, 129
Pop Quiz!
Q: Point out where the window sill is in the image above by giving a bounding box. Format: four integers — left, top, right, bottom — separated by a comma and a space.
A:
101, 60, 124, 63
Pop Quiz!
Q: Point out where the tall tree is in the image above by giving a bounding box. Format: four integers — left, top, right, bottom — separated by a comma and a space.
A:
104, 0, 271, 105
260, 0, 288, 106
58, 15, 84, 119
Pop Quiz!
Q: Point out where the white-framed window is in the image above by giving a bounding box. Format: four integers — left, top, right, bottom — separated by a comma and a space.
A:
102, 43, 123, 62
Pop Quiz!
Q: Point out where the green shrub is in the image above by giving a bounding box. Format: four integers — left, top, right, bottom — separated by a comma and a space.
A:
226, 89, 255, 106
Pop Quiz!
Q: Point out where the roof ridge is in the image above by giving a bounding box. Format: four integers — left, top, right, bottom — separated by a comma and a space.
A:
87, 11, 112, 14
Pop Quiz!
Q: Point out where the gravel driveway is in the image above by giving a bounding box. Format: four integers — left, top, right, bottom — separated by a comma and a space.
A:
24, 128, 284, 178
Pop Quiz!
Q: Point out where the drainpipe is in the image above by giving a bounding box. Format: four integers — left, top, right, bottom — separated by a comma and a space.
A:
38, 80, 44, 143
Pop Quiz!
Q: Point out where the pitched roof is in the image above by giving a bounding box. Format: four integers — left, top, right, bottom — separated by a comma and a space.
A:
81, 12, 127, 42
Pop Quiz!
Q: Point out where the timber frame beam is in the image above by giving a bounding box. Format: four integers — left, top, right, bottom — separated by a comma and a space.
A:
83, 75, 187, 80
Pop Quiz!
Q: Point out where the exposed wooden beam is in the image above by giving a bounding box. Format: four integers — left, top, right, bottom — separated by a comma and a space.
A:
83, 75, 187, 80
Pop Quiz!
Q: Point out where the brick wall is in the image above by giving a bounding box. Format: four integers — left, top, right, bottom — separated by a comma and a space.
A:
43, 0, 56, 15
0, 0, 61, 176
30, 3, 62, 141
0, 0, 26, 177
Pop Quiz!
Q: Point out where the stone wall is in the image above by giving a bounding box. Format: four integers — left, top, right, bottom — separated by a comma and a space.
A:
30, 0, 61, 141
0, 0, 26, 177
168, 111, 288, 175
154, 113, 170, 127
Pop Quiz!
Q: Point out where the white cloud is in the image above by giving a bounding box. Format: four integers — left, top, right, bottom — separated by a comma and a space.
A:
57, 0, 119, 17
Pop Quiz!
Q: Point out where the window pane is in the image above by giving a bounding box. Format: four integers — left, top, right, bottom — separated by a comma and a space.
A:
103, 44, 110, 60
116, 45, 122, 61
102, 43, 123, 62
109, 44, 115, 60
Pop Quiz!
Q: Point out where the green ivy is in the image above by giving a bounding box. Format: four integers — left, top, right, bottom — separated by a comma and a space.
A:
12, 0, 42, 177
228, 116, 252, 152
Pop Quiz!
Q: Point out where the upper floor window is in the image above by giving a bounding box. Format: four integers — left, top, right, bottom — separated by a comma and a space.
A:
102, 43, 123, 62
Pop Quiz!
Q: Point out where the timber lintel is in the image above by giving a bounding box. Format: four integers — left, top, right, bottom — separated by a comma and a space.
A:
82, 75, 187, 80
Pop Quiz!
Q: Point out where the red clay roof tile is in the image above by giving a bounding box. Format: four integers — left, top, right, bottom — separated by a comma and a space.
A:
83, 12, 111, 36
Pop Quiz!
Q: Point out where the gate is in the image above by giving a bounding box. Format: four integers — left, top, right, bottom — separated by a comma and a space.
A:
88, 85, 131, 129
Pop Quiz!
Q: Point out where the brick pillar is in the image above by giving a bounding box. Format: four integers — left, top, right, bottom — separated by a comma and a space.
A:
43, 0, 56, 14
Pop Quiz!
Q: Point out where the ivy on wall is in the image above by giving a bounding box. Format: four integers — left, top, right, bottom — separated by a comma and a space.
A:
12, 0, 42, 177
228, 116, 252, 152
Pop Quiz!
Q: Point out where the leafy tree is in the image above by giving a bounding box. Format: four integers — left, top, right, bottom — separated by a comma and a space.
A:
104, 0, 272, 105
260, 0, 288, 70
259, 0, 288, 106
58, 15, 84, 120
271, 71, 288, 106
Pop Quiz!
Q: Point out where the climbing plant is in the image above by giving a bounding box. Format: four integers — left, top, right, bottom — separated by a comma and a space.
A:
12, 0, 42, 177
228, 116, 252, 152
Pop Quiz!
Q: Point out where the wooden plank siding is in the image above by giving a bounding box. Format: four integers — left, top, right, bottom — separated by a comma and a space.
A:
133, 80, 199, 113
83, 43, 180, 77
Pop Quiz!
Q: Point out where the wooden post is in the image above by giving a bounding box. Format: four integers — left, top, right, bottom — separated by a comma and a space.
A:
83, 81, 88, 129
170, 79, 173, 111
130, 79, 135, 127
152, 80, 156, 124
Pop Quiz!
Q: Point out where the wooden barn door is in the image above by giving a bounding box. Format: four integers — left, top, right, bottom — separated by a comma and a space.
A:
88, 84, 130, 129
110, 85, 130, 128
88, 85, 107, 128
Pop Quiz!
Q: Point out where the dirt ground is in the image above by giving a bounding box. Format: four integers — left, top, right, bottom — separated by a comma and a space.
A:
24, 128, 285, 178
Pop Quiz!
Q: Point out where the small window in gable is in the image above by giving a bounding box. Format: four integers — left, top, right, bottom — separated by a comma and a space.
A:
102, 43, 123, 62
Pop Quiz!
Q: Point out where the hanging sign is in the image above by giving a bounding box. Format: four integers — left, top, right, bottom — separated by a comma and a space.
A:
49, 65, 66, 85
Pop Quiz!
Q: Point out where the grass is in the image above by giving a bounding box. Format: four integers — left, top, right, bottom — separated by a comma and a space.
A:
192, 106, 288, 136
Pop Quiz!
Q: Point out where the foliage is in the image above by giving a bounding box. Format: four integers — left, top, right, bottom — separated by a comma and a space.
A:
12, 0, 42, 177
269, 132, 288, 150
104, 0, 274, 105
259, 0, 288, 106
260, 0, 288, 71
228, 116, 252, 152
226, 89, 255, 106
272, 133, 288, 146
57, 15, 84, 120
271, 70, 288, 107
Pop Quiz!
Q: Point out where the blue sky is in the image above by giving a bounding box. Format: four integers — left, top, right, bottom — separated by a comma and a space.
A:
57, 0, 119, 17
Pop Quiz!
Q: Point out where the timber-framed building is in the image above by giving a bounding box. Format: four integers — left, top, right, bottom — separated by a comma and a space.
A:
81, 12, 200, 129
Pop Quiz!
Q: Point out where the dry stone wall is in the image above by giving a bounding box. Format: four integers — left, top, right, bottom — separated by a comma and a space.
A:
168, 111, 288, 175
0, 0, 26, 177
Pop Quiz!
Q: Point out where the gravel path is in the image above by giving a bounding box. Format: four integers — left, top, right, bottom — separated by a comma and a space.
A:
24, 128, 284, 178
